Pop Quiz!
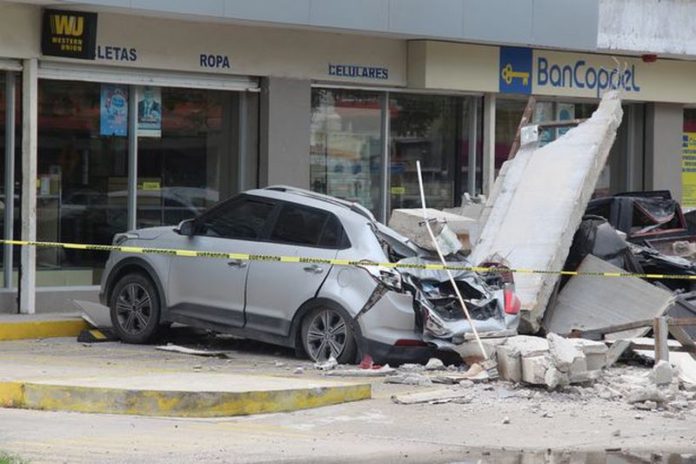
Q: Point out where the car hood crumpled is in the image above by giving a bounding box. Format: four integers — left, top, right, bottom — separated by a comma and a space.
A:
396, 256, 518, 345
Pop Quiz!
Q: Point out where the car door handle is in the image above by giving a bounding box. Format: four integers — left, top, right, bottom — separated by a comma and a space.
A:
228, 259, 248, 268
303, 264, 324, 274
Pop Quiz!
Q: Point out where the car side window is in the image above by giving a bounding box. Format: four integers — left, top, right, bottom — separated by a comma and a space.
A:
269, 204, 347, 248
198, 197, 275, 240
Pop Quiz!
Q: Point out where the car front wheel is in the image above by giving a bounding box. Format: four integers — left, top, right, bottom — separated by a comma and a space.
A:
301, 304, 357, 364
109, 273, 161, 344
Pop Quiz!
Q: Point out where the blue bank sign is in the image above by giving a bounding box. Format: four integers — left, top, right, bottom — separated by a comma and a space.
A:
499, 47, 642, 98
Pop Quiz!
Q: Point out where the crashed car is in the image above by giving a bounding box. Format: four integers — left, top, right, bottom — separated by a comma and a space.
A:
99, 186, 519, 363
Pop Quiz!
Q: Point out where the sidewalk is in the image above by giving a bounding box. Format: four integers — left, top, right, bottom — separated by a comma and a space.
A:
0, 336, 371, 417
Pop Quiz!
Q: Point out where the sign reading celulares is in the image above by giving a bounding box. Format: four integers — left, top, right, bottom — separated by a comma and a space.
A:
41, 9, 98, 60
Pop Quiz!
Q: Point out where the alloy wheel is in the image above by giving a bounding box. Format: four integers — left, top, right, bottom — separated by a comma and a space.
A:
305, 309, 348, 362
115, 282, 153, 335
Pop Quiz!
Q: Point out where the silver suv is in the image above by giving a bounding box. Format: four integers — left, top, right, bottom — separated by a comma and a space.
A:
100, 186, 519, 364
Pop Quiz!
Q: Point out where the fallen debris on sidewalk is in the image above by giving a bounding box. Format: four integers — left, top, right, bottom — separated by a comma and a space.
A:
391, 389, 471, 405
543, 255, 675, 339
156, 344, 234, 359
470, 91, 623, 333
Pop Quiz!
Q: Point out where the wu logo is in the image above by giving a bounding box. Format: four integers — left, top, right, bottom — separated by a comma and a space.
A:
50, 14, 84, 36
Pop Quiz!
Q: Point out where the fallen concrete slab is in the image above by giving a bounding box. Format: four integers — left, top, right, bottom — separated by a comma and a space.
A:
391, 388, 470, 405
470, 92, 623, 332
388, 208, 477, 253
544, 255, 675, 340
0, 372, 371, 417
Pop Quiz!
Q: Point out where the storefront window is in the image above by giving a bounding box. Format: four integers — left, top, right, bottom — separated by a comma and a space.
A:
37, 80, 129, 286
310, 89, 382, 214
389, 94, 473, 211
494, 99, 526, 173
310, 89, 481, 218
137, 87, 253, 228
0, 72, 22, 287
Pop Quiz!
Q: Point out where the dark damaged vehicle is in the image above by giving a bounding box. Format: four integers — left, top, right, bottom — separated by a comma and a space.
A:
100, 186, 520, 363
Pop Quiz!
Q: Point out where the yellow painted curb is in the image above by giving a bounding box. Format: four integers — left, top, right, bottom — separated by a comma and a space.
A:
0, 319, 88, 341
0, 382, 24, 407
9, 382, 371, 417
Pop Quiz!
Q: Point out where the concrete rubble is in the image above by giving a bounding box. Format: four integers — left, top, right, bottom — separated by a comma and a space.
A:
388, 208, 478, 253
470, 91, 623, 332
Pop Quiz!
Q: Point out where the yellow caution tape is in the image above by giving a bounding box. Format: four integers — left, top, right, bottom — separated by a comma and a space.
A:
1, 238, 696, 281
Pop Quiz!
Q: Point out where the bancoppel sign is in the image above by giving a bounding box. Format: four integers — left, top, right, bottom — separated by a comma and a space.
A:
498, 47, 642, 98
41, 9, 98, 60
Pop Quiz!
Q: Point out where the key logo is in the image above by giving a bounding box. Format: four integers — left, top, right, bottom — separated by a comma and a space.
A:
499, 47, 532, 94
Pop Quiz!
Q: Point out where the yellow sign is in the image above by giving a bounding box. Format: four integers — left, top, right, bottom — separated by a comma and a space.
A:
390, 186, 406, 195
682, 132, 696, 208
141, 181, 161, 191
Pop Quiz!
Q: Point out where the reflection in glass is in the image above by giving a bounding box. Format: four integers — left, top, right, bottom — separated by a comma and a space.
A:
37, 80, 128, 285
310, 89, 382, 214
137, 88, 256, 228
389, 94, 474, 212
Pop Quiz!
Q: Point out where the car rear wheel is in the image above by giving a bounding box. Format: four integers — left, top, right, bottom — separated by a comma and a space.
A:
301, 304, 357, 364
110, 273, 161, 344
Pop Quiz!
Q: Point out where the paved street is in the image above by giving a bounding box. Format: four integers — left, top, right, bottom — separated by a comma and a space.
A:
1, 335, 695, 463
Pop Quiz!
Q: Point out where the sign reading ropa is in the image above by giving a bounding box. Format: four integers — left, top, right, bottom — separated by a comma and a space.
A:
41, 9, 98, 60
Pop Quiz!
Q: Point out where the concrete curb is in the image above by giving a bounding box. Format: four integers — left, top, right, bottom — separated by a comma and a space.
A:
0, 318, 88, 341
0, 380, 372, 417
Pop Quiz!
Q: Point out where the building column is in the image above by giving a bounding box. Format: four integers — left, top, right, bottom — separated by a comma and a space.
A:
20, 58, 37, 314
259, 77, 311, 188
644, 102, 683, 202
3, 72, 16, 290
482, 93, 496, 196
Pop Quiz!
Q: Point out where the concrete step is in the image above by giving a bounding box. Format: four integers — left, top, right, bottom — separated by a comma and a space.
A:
0, 312, 87, 341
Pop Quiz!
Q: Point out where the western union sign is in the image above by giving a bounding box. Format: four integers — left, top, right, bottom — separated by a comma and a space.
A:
41, 9, 98, 60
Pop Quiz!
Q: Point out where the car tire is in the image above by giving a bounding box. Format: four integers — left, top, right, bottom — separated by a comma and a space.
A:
301, 303, 357, 364
109, 272, 161, 344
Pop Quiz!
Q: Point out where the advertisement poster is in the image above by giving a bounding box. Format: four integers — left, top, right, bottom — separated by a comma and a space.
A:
682, 132, 696, 208
100, 84, 128, 137
555, 103, 575, 138
137, 86, 162, 138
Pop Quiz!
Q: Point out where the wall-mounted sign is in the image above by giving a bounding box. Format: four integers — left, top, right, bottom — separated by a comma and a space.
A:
499, 47, 532, 94
328, 64, 389, 80
41, 9, 98, 60
682, 132, 696, 208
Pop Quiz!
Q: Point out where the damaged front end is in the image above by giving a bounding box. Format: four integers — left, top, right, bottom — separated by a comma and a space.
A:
358, 222, 520, 345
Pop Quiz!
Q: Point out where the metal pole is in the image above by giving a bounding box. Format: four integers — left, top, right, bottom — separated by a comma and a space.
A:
127, 85, 138, 231
20, 59, 37, 314
379, 91, 390, 223
238, 92, 248, 192
4, 72, 15, 289
467, 98, 478, 195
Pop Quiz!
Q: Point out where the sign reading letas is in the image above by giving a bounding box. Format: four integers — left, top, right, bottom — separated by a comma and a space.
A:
41, 9, 98, 60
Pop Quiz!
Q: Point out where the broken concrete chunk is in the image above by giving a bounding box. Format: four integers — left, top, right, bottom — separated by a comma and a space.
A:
324, 365, 396, 377
547, 333, 585, 373
649, 360, 674, 386
391, 389, 470, 405
626, 387, 667, 405
388, 208, 477, 253
544, 256, 675, 340
314, 356, 338, 371
425, 358, 445, 371
521, 355, 549, 386
605, 340, 631, 368
385, 373, 433, 386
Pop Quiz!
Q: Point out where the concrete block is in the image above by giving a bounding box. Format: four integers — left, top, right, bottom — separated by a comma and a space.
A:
503, 335, 550, 357
496, 344, 522, 383
521, 355, 549, 385
547, 333, 584, 373
388, 208, 478, 252
649, 360, 673, 386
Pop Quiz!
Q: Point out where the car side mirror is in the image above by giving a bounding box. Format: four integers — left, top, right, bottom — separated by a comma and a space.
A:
175, 218, 196, 237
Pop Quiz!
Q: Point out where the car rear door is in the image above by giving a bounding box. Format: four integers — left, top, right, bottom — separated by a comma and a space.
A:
243, 203, 346, 336
166, 195, 277, 328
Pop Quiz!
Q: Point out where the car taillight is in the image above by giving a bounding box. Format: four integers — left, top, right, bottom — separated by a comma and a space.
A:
503, 284, 521, 315
394, 339, 429, 347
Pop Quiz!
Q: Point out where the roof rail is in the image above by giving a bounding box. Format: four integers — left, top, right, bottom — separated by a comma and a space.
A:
265, 185, 376, 222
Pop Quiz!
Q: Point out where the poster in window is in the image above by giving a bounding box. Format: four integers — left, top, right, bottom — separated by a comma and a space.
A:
137, 86, 162, 138
99, 84, 128, 137
556, 103, 575, 139
682, 132, 696, 208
